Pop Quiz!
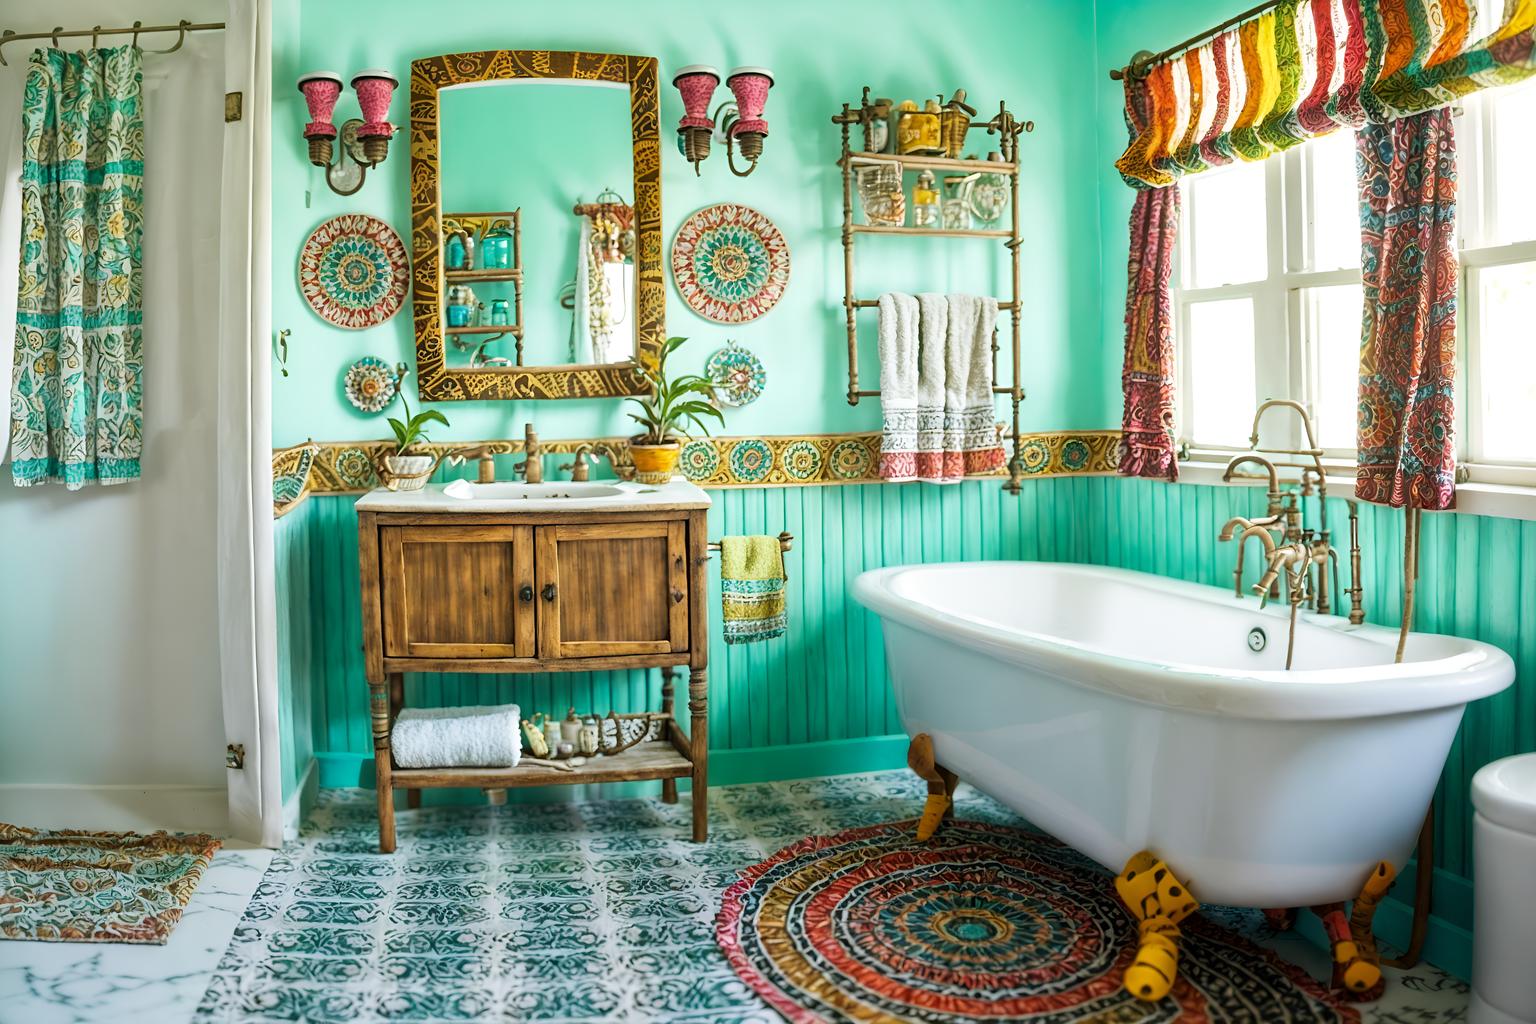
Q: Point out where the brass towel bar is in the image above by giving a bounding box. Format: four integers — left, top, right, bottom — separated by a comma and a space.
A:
0, 20, 226, 66
706, 531, 794, 554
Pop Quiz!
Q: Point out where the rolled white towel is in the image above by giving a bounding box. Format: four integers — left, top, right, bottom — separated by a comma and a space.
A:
391, 705, 522, 768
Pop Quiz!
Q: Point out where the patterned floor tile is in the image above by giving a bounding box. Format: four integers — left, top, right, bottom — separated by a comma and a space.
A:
192, 773, 1470, 1023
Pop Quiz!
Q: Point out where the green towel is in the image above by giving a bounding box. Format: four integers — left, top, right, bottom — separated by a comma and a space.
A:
720, 536, 786, 644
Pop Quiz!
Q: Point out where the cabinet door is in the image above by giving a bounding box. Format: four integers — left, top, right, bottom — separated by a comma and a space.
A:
381, 525, 535, 659
535, 521, 689, 659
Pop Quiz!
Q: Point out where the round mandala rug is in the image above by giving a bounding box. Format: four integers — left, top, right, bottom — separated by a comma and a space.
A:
671, 204, 790, 323
717, 820, 1359, 1024
298, 214, 410, 329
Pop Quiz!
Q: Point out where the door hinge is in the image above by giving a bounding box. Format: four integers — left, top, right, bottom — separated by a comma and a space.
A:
225, 743, 246, 769
225, 92, 243, 123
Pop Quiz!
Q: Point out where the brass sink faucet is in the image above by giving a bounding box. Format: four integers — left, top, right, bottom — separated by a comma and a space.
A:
561, 443, 597, 482
514, 423, 543, 484
448, 445, 497, 483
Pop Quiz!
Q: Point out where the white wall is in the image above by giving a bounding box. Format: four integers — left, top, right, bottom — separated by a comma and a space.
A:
0, 0, 229, 831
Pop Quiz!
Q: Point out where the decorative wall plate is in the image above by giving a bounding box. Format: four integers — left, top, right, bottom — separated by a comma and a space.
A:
671, 204, 790, 323
343, 356, 400, 414
298, 214, 410, 329
704, 341, 766, 407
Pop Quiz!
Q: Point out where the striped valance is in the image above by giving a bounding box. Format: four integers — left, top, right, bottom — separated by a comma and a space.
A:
1117, 0, 1536, 188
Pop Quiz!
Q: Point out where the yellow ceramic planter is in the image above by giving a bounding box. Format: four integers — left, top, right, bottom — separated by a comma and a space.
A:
629, 440, 682, 484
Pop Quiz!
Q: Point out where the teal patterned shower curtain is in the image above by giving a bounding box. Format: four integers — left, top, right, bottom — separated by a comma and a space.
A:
10, 46, 144, 488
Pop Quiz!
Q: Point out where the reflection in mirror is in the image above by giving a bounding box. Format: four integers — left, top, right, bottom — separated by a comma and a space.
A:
439, 80, 635, 368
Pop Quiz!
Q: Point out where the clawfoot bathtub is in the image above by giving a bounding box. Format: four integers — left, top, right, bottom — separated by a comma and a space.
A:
852, 562, 1515, 910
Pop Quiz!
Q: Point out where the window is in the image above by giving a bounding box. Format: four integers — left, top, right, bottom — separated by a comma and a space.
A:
1174, 79, 1536, 483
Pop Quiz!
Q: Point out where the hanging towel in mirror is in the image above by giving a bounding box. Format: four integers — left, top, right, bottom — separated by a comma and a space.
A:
720, 536, 786, 644
877, 293, 920, 480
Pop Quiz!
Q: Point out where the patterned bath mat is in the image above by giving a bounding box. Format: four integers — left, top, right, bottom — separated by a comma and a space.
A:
0, 823, 221, 943
717, 819, 1360, 1023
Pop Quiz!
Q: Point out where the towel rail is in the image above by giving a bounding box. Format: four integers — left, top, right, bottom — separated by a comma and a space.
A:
849, 298, 1019, 311
706, 531, 793, 554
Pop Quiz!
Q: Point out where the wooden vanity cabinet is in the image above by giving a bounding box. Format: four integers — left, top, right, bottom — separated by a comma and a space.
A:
357, 505, 710, 853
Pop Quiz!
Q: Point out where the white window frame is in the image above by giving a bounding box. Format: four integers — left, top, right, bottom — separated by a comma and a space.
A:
1174, 88, 1536, 494
1174, 145, 1361, 461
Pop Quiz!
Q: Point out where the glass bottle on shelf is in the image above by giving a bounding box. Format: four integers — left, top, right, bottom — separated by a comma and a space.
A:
942, 174, 973, 231
482, 219, 514, 269
912, 169, 940, 228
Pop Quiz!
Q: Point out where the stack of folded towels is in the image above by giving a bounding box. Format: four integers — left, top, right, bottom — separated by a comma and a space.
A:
391, 704, 522, 768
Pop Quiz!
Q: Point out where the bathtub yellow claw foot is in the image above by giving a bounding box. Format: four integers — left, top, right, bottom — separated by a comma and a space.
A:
1314, 900, 1382, 999
907, 733, 959, 842
1115, 851, 1200, 1002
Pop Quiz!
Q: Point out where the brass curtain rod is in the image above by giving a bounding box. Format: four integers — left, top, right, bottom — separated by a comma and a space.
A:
1109, 0, 1283, 80
0, 20, 225, 66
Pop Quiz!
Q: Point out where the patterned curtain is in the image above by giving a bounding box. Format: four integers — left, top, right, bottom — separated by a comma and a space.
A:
10, 46, 144, 488
1119, 79, 1181, 481
1116, 0, 1535, 189
1355, 109, 1458, 510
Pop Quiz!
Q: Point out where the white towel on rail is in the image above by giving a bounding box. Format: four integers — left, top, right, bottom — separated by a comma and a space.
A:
877, 293, 920, 480
945, 294, 1005, 477
915, 292, 949, 481
391, 704, 522, 769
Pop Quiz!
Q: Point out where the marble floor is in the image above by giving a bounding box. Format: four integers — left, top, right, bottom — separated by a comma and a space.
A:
0, 844, 274, 1024
2, 774, 1473, 1023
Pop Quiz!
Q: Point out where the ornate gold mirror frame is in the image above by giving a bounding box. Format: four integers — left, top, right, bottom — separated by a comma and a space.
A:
409, 50, 661, 400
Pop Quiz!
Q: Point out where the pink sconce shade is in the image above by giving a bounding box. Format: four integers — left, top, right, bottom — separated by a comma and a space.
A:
351, 69, 399, 139
726, 66, 773, 138
673, 64, 720, 130
297, 70, 344, 139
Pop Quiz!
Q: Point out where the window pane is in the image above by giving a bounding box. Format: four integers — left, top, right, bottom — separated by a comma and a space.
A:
1185, 161, 1268, 287
1306, 130, 1361, 271
1302, 284, 1364, 450
1489, 81, 1536, 244
1186, 298, 1257, 444
1476, 261, 1536, 463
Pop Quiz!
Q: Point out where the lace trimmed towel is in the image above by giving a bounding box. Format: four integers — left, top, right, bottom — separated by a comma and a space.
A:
877, 292, 1003, 482
877, 293, 920, 481
720, 536, 786, 645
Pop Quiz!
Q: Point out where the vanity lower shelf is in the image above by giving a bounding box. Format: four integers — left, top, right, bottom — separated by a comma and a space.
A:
390, 739, 693, 790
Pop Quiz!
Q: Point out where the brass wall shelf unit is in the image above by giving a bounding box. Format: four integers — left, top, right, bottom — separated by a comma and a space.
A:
832, 94, 1034, 493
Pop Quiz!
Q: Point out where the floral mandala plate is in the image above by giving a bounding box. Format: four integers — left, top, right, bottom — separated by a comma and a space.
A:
299, 214, 410, 330
671, 204, 790, 324
704, 342, 766, 407
343, 356, 400, 414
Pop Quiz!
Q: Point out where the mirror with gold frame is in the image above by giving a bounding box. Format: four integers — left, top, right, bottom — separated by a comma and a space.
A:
409, 50, 661, 400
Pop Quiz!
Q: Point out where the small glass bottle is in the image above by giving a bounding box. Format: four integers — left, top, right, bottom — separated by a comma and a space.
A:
489, 298, 510, 326
482, 220, 514, 269
942, 176, 972, 231
912, 169, 940, 229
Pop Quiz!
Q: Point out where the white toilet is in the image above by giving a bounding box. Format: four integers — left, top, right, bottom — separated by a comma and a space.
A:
1471, 754, 1536, 1024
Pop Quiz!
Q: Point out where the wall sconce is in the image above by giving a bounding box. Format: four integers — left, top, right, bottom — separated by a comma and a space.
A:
673, 65, 720, 175
672, 64, 772, 177
297, 68, 397, 196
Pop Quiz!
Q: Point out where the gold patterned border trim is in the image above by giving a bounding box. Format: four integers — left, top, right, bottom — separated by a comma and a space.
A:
273, 431, 1121, 516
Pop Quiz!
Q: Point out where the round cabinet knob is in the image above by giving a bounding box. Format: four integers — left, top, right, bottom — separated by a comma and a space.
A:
519, 585, 534, 602
542, 583, 558, 602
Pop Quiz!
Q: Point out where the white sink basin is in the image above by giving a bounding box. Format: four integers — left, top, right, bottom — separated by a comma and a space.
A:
443, 479, 627, 501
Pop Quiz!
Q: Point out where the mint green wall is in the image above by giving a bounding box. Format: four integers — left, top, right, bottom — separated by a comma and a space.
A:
270, 0, 1110, 446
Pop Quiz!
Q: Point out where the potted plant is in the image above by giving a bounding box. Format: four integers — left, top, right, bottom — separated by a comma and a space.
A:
380, 364, 450, 491
627, 336, 723, 484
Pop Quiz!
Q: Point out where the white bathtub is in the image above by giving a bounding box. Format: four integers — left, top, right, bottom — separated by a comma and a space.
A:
853, 561, 1515, 908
